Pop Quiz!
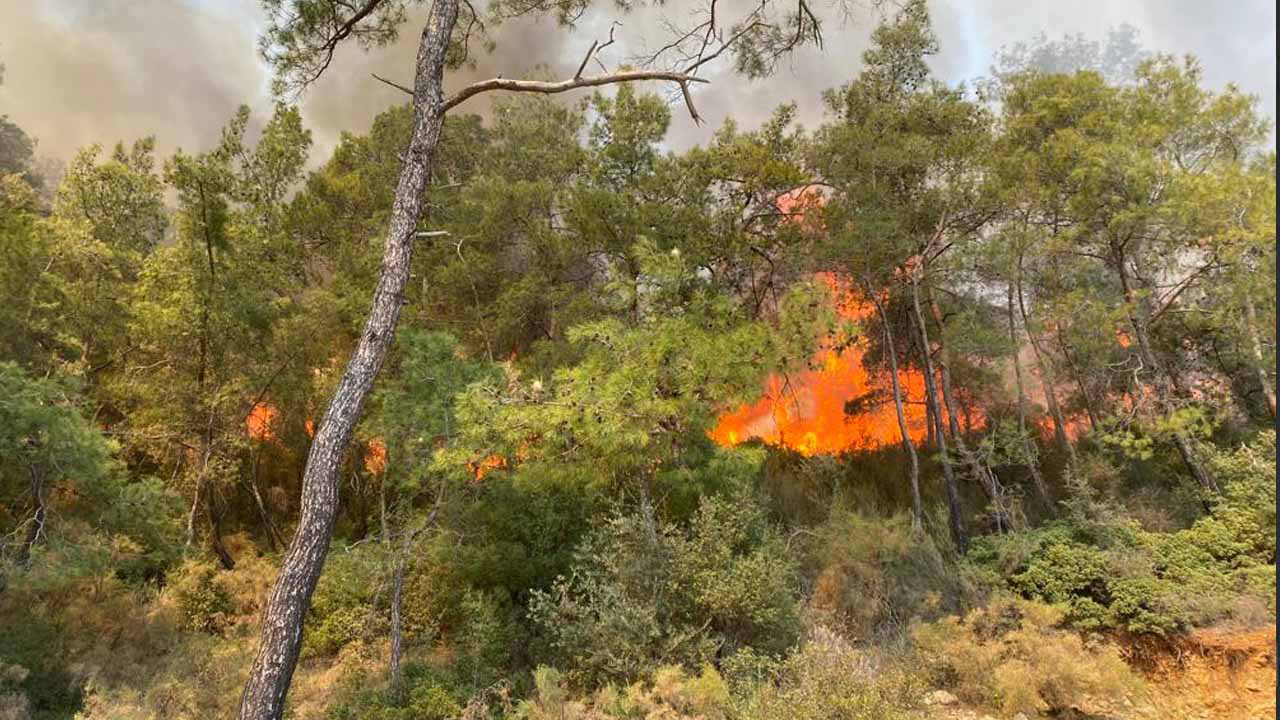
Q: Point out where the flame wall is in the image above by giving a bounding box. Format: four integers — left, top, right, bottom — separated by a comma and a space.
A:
711, 275, 932, 456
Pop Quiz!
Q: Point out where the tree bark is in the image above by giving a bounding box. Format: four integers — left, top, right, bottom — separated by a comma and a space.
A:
925, 281, 1013, 532
237, 1, 460, 716
1015, 269, 1079, 463
1007, 283, 1053, 514
208, 492, 236, 570
249, 450, 285, 552
868, 285, 923, 533
910, 274, 966, 553
1244, 295, 1276, 419
1114, 255, 1218, 496
388, 536, 408, 703
16, 464, 46, 568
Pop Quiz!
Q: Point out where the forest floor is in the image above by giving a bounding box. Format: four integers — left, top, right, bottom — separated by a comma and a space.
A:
931, 623, 1276, 720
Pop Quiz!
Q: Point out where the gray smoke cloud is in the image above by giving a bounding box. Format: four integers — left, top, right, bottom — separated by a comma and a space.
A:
0, 0, 1274, 166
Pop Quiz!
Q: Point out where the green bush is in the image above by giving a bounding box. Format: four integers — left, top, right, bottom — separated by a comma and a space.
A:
529, 487, 801, 689
514, 664, 731, 720
305, 544, 387, 656
970, 432, 1277, 635
735, 627, 922, 720
171, 563, 234, 635
324, 665, 465, 720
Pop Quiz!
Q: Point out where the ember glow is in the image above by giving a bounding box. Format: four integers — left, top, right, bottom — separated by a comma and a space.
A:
712, 274, 932, 456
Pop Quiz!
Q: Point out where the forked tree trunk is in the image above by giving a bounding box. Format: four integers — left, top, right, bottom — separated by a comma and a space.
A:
1115, 256, 1218, 497
237, 1, 460, 717
910, 275, 966, 553
867, 285, 923, 533
1244, 296, 1276, 419
16, 464, 46, 568
925, 282, 1013, 532
1007, 283, 1052, 514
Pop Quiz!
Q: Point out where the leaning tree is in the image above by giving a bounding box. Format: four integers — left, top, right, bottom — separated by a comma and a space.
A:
238, 1, 857, 717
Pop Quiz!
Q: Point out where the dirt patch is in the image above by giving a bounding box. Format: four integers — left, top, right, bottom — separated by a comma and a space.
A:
1099, 623, 1276, 720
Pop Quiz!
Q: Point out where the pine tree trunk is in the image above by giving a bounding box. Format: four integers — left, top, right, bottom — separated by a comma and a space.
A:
1007, 283, 1052, 514
1115, 256, 1218, 497
868, 285, 923, 532
1244, 295, 1276, 419
1015, 253, 1077, 462
910, 275, 966, 553
237, 2, 460, 717
926, 282, 1012, 532
388, 548, 407, 703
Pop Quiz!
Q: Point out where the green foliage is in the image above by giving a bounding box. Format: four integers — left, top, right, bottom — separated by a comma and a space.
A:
0, 613, 83, 720
970, 433, 1276, 634
735, 628, 923, 720
324, 665, 467, 720
0, 362, 117, 566
305, 543, 387, 656
514, 664, 731, 720
529, 485, 801, 689
171, 563, 235, 635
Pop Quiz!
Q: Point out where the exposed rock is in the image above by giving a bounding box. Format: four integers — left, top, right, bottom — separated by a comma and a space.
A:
926, 689, 958, 706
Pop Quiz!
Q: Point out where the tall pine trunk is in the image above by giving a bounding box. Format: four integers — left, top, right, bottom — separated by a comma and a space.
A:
910, 275, 966, 553
1244, 295, 1276, 419
1015, 251, 1078, 462
1114, 255, 1218, 497
868, 285, 923, 532
925, 281, 1012, 532
1007, 283, 1052, 514
237, 2, 460, 716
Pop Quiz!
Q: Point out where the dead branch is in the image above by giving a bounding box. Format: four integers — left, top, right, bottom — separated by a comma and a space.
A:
372, 72, 414, 96
442, 71, 710, 123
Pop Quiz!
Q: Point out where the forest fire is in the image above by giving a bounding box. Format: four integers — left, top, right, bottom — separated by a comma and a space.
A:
247, 402, 280, 442
712, 275, 932, 456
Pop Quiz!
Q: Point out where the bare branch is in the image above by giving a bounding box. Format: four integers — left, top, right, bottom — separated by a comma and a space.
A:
372, 72, 414, 96
442, 71, 710, 123
574, 22, 621, 80
575, 40, 600, 81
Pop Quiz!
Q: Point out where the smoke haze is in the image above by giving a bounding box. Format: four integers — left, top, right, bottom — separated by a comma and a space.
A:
0, 0, 1274, 165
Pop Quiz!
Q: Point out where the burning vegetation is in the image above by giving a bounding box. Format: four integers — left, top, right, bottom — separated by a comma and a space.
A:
712, 274, 933, 456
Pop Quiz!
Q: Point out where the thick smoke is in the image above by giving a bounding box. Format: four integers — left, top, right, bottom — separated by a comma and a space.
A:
0, 0, 1273, 166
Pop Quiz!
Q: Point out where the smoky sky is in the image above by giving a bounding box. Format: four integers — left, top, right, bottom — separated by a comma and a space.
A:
0, 0, 1274, 166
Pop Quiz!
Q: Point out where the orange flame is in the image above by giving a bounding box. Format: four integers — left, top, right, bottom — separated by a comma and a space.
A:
712, 274, 931, 456
247, 403, 280, 441
364, 438, 387, 475
467, 453, 507, 482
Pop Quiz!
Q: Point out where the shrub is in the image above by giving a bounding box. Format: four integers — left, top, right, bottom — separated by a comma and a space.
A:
912, 597, 1142, 716
305, 544, 387, 657
735, 627, 922, 720
969, 432, 1277, 635
529, 488, 801, 689
170, 563, 234, 635
324, 665, 466, 720
808, 509, 970, 640
513, 665, 730, 720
